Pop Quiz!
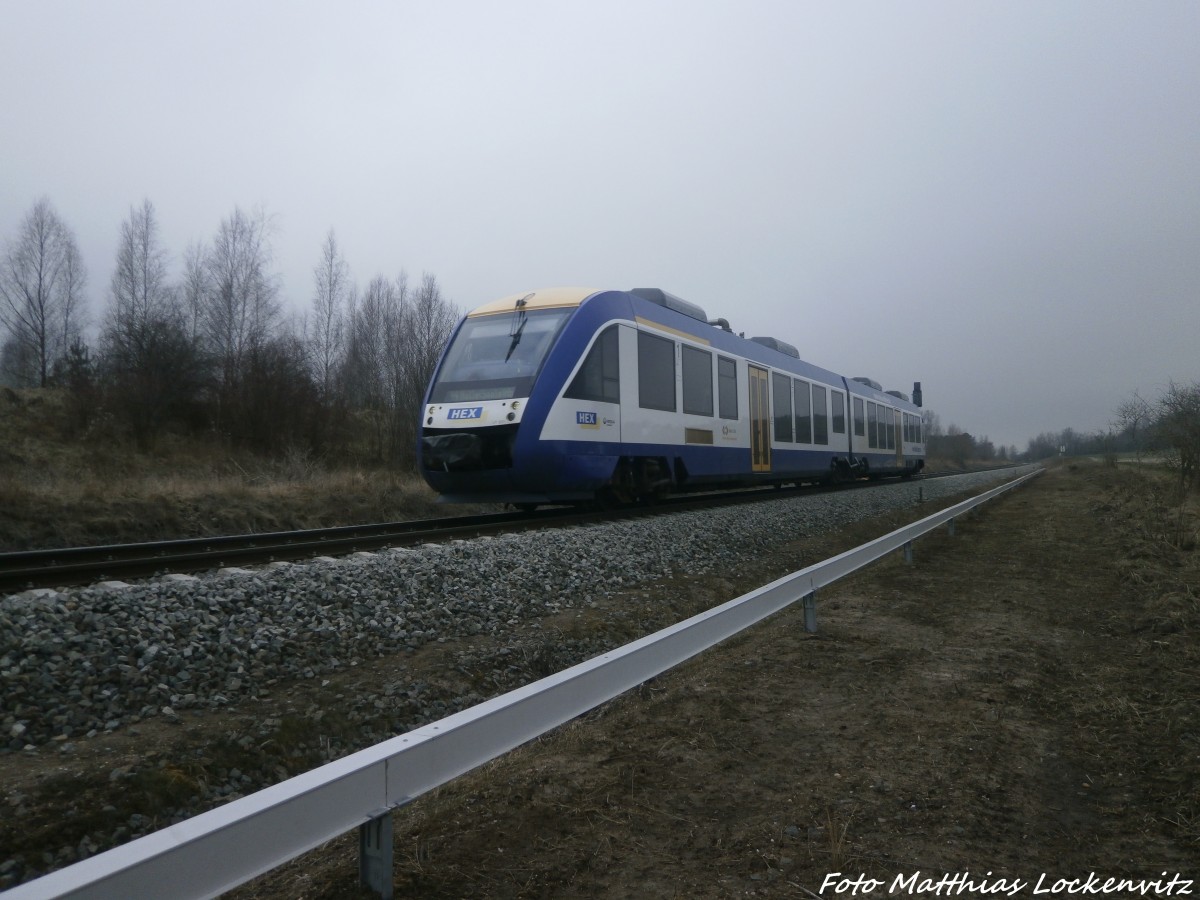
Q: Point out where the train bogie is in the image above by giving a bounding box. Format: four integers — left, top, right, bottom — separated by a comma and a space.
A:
420, 288, 925, 505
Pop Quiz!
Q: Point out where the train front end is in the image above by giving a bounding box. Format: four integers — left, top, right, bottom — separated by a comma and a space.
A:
418, 288, 594, 505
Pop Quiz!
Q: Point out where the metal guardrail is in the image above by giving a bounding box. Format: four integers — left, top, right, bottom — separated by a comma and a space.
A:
8, 467, 1042, 900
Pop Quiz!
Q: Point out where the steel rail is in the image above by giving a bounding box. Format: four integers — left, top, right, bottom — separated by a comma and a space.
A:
0, 511, 530, 594
0, 466, 1010, 594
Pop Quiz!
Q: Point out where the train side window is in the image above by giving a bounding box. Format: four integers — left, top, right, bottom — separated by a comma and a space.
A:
813, 385, 828, 445
772, 373, 793, 442
794, 379, 811, 444
867, 402, 878, 448
637, 331, 676, 411
564, 325, 620, 404
831, 391, 845, 434
884, 408, 895, 449
681, 345, 714, 416
717, 356, 738, 420
902, 413, 910, 443
853, 397, 865, 437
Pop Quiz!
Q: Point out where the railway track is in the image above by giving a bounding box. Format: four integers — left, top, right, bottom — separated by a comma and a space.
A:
0, 467, 1009, 595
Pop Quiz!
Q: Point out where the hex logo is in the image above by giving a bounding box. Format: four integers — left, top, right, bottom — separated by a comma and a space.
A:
447, 407, 483, 420
576, 411, 599, 428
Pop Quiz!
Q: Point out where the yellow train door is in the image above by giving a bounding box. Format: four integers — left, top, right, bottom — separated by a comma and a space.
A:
749, 365, 771, 472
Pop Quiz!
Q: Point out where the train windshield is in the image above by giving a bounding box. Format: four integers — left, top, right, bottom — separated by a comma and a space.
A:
429, 308, 573, 403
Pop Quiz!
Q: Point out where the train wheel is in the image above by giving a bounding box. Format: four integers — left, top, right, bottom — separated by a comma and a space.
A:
596, 486, 634, 509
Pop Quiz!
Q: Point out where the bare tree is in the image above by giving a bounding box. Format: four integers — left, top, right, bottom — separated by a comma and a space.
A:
199, 206, 280, 394
1115, 389, 1155, 461
309, 229, 351, 399
0, 198, 87, 386
102, 200, 174, 362
179, 240, 208, 346
1155, 381, 1200, 490
100, 201, 205, 445
0, 334, 35, 388
342, 274, 400, 458
337, 268, 457, 464
922, 409, 942, 438
403, 272, 458, 412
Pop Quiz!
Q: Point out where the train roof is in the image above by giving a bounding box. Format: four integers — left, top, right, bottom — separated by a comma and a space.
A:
462, 287, 922, 410
467, 287, 598, 317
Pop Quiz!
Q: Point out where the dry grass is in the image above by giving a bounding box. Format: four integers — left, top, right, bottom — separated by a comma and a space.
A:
0, 387, 490, 551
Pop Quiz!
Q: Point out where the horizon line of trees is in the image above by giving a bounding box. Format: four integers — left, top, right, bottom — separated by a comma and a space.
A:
923, 379, 1200, 489
919, 410, 1018, 466
0, 197, 458, 465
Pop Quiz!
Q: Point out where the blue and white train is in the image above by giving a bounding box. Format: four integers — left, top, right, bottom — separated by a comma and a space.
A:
419, 287, 925, 506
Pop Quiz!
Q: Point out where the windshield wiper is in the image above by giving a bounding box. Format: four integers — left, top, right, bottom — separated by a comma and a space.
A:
504, 294, 533, 362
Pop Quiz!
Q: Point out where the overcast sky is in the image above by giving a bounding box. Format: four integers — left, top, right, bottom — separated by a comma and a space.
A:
3, 1, 1197, 451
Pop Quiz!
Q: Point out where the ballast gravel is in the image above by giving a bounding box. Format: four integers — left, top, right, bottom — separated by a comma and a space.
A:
1, 468, 1037, 750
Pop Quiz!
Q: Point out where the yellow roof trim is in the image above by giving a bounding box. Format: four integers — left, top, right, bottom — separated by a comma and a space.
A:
467, 287, 600, 317
635, 315, 712, 346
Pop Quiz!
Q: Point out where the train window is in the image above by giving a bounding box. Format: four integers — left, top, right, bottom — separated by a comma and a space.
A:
682, 345, 714, 416
884, 409, 895, 449
831, 391, 845, 434
813, 385, 828, 445
853, 397, 865, 437
902, 413, 910, 443
638, 331, 676, 411
429, 307, 573, 403
564, 326, 620, 404
867, 402, 878, 449
772, 373, 793, 442
717, 356, 738, 419
794, 379, 811, 444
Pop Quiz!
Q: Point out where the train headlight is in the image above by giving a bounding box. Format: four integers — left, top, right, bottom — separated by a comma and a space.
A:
511, 401, 520, 411
426, 416, 433, 425
507, 412, 515, 421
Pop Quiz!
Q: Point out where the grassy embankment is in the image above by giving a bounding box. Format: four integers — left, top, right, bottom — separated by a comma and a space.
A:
0, 388, 456, 553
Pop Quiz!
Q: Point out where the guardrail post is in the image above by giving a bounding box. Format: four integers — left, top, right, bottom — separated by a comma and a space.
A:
903, 540, 913, 565
360, 811, 394, 899
802, 591, 817, 633
947, 517, 956, 536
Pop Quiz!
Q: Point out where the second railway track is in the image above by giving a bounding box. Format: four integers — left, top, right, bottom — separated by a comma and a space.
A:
0, 468, 1009, 595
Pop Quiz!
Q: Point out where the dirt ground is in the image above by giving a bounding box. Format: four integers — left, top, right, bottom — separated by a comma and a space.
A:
4, 462, 1198, 898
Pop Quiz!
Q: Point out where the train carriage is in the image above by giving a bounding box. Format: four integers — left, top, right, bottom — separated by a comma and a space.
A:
420, 287, 924, 506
